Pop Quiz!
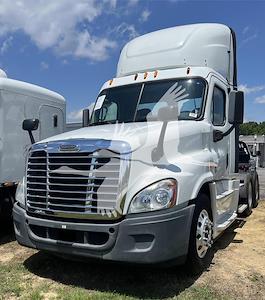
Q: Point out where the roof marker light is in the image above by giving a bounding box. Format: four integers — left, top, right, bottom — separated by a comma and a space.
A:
144, 72, 148, 79
154, 70, 158, 78
187, 67, 190, 75
109, 79, 113, 85
134, 74, 138, 80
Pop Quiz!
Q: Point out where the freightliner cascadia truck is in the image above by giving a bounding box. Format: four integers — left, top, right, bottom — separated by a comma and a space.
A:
0, 70, 66, 222
13, 24, 259, 273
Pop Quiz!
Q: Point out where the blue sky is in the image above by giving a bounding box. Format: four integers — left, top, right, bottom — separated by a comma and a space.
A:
0, 0, 264, 122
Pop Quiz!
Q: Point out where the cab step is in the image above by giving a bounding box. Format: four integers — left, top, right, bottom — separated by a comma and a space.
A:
217, 212, 237, 231
237, 204, 247, 214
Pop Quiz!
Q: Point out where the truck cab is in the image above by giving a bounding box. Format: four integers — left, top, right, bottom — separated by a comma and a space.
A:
13, 24, 253, 273
0, 71, 66, 221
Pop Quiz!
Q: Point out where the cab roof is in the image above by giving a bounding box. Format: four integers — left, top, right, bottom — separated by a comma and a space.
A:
117, 23, 237, 88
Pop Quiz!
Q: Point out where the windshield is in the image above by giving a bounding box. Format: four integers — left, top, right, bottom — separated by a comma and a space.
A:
90, 78, 206, 125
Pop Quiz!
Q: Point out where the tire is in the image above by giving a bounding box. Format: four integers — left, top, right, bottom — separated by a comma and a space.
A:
186, 193, 213, 275
0, 186, 15, 222
252, 174, 259, 208
241, 180, 253, 217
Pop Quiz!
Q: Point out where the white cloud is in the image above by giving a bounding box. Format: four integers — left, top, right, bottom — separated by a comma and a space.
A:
0, 0, 119, 61
241, 33, 257, 45
67, 102, 95, 122
113, 23, 139, 40
74, 31, 117, 61
67, 109, 84, 122
40, 61, 49, 70
139, 9, 151, 23
128, 0, 139, 6
255, 95, 265, 104
0, 36, 13, 54
238, 84, 265, 94
242, 26, 249, 35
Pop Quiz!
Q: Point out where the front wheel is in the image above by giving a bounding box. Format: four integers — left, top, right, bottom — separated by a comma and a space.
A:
186, 194, 213, 275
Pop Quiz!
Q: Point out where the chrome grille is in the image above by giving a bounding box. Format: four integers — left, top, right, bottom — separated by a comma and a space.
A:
26, 142, 124, 220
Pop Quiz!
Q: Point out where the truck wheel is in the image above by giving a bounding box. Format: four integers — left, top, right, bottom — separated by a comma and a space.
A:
186, 194, 213, 275
242, 181, 253, 217
252, 174, 259, 208
0, 187, 15, 222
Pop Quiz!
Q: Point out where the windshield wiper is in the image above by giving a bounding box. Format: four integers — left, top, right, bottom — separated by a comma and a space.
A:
89, 120, 116, 126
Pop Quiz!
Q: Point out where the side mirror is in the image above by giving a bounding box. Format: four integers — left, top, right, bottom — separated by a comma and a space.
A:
256, 150, 261, 157
22, 119, 39, 144
82, 109, 90, 127
23, 119, 39, 131
157, 105, 178, 122
229, 91, 244, 124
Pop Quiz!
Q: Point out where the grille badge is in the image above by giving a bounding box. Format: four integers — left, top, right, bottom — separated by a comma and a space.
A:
59, 144, 80, 152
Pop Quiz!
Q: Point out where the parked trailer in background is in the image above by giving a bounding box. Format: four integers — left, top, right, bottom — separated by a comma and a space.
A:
14, 24, 259, 274
0, 70, 66, 221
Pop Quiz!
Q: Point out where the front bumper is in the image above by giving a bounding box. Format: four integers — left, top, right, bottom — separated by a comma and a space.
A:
13, 203, 194, 264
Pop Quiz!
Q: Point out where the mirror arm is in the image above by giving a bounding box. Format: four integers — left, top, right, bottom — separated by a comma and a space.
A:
222, 124, 235, 137
152, 121, 168, 162
28, 131, 35, 144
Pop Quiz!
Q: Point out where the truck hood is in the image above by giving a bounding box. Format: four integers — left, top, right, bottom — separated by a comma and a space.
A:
39, 121, 211, 154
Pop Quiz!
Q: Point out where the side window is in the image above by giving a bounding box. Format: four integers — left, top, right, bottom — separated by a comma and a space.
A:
211, 86, 226, 126
53, 115, 58, 128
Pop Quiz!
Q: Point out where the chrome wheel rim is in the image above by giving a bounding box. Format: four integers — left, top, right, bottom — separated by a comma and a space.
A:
248, 182, 253, 208
196, 209, 213, 258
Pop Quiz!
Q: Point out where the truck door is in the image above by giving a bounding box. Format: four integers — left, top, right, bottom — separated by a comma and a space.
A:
39, 105, 64, 140
209, 77, 238, 225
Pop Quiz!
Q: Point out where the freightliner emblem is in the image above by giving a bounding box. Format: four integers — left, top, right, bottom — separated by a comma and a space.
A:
59, 144, 80, 152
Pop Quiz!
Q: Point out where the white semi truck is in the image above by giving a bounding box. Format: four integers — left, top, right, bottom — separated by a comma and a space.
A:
13, 24, 259, 273
0, 70, 66, 221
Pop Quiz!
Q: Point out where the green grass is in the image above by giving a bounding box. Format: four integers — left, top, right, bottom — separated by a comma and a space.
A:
0, 263, 24, 298
0, 253, 240, 300
0, 260, 230, 300
177, 286, 231, 300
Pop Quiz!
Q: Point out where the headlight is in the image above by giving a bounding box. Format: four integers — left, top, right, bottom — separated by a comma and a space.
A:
128, 179, 177, 214
16, 177, 26, 208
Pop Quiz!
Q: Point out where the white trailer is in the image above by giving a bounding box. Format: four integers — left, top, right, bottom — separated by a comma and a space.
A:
0, 70, 65, 220
14, 24, 259, 274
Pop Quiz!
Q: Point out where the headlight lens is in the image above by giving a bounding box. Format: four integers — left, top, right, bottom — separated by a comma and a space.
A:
128, 179, 177, 214
16, 177, 26, 208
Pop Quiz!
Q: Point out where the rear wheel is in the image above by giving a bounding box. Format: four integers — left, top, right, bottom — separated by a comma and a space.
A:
242, 181, 253, 217
186, 194, 213, 275
252, 174, 259, 208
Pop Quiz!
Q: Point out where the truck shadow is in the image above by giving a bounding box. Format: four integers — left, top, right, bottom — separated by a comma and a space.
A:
23, 218, 246, 299
0, 220, 15, 245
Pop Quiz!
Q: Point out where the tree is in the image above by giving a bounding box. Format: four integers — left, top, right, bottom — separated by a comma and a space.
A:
240, 122, 265, 135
